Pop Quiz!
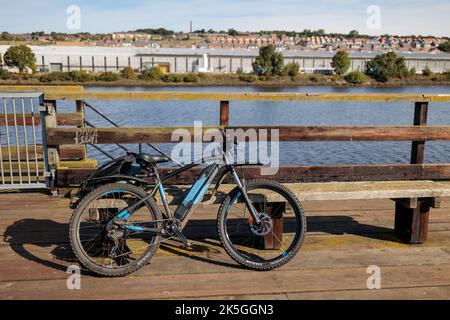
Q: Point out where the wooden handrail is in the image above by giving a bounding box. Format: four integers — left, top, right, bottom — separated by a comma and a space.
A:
0, 85, 84, 93
56, 164, 450, 185
46, 125, 450, 145
43, 91, 450, 102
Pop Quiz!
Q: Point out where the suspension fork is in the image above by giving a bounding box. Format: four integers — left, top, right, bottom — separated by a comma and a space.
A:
229, 166, 261, 224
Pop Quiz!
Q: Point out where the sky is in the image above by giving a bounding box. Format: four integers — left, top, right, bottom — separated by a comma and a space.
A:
0, 0, 449, 37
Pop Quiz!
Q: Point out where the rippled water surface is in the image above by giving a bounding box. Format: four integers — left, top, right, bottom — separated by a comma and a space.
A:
57, 85, 450, 166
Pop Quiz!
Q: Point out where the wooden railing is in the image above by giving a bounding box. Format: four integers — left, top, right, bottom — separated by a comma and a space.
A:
4, 86, 450, 188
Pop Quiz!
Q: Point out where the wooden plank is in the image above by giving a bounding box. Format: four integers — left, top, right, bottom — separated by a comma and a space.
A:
56, 164, 450, 187
45, 126, 450, 145
0, 85, 84, 93
67, 180, 450, 205
0, 239, 449, 282
174, 180, 450, 204
1, 146, 85, 161
0, 113, 83, 126
4, 159, 97, 170
1, 264, 450, 300
286, 286, 450, 300
42, 91, 450, 102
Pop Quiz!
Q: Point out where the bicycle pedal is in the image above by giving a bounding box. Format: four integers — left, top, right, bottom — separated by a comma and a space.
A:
170, 225, 190, 247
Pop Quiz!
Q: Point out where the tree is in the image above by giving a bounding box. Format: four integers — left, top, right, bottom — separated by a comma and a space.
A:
252, 44, 284, 76
316, 29, 325, 36
331, 51, 351, 75
3, 45, 37, 73
365, 51, 409, 82
438, 41, 450, 53
227, 29, 239, 37
348, 30, 359, 38
0, 32, 15, 41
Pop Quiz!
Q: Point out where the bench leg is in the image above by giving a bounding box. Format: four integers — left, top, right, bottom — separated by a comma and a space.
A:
255, 202, 284, 250
394, 198, 430, 244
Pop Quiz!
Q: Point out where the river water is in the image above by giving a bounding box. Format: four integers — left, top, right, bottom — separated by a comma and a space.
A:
58, 85, 450, 166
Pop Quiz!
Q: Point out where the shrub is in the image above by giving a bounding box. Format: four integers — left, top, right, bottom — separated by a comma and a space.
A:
258, 75, 271, 81
198, 72, 207, 79
0, 68, 12, 80
235, 68, 244, 75
344, 71, 368, 84
139, 66, 163, 80
120, 66, 136, 79
422, 67, 432, 76
365, 52, 408, 82
331, 51, 351, 75
409, 68, 416, 77
97, 71, 119, 82
238, 74, 258, 83
68, 70, 94, 82
38, 72, 73, 82
161, 73, 183, 83
444, 70, 450, 81
284, 62, 300, 76
309, 75, 319, 82
183, 73, 199, 83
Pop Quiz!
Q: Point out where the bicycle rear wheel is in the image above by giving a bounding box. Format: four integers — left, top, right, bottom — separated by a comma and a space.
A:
69, 183, 162, 277
217, 180, 306, 270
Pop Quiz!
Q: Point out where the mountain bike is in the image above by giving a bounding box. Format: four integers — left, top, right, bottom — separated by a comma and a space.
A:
69, 129, 306, 277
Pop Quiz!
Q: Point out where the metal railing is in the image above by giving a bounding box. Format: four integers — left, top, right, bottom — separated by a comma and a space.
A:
0, 93, 48, 190
82, 101, 182, 166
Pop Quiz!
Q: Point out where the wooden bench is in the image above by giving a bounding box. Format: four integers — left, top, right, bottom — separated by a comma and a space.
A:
152, 180, 450, 245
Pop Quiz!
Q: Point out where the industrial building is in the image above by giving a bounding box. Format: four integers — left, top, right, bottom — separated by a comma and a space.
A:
1, 45, 450, 74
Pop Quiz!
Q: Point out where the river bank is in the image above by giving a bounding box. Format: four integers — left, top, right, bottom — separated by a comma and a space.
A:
1, 72, 450, 88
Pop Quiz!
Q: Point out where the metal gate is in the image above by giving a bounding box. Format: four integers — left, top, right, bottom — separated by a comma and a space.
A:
0, 93, 49, 190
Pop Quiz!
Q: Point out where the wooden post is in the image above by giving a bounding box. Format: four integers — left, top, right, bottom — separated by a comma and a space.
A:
394, 198, 431, 243
219, 100, 229, 126
410, 102, 428, 164
394, 102, 429, 243
75, 100, 87, 160
43, 100, 60, 194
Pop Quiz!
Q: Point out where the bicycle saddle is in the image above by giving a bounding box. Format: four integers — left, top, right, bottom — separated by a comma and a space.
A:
136, 153, 170, 166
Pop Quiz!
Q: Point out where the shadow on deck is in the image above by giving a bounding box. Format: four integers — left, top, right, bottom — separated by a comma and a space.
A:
2, 215, 398, 276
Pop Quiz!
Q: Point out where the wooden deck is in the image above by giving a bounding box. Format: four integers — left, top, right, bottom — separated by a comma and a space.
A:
1, 192, 450, 300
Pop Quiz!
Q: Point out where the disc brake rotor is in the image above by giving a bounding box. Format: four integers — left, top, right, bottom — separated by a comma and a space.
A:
249, 213, 273, 236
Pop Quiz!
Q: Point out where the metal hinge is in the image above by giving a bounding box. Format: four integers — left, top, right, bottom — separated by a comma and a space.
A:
43, 170, 55, 178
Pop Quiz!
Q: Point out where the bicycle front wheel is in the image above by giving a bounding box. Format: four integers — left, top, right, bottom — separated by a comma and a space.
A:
217, 180, 306, 270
